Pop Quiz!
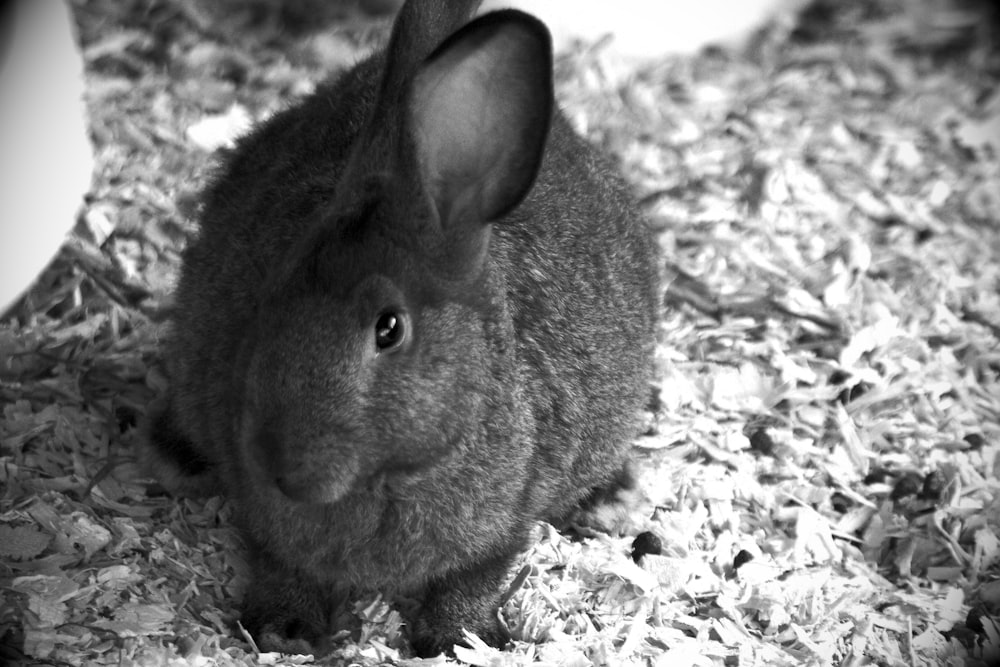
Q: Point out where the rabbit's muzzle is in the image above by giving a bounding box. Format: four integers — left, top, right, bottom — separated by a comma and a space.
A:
246, 415, 364, 506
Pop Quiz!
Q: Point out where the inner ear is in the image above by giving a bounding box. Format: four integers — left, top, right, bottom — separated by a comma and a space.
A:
409, 10, 553, 231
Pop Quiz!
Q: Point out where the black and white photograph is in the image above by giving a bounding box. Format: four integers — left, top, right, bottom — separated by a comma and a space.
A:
1, 1, 998, 665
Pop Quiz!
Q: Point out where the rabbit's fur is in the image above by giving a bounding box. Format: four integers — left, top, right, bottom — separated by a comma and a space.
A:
144, 0, 659, 657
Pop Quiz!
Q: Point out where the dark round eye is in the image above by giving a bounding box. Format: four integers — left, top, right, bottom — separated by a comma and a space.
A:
374, 311, 407, 352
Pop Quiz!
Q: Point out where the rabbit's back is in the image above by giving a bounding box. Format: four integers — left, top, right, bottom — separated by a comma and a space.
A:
499, 113, 658, 520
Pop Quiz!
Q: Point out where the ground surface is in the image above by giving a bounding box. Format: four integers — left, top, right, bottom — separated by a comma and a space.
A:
2, 1, 999, 665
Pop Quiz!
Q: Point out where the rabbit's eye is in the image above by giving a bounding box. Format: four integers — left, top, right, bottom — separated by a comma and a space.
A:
374, 311, 407, 352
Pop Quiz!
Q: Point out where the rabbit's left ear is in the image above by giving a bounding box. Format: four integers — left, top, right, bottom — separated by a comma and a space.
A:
408, 10, 553, 232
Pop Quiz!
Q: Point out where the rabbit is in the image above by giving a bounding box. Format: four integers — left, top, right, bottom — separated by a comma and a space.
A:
142, 0, 660, 657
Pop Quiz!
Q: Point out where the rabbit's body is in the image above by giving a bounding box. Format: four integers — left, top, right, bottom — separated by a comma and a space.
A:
146, 0, 658, 656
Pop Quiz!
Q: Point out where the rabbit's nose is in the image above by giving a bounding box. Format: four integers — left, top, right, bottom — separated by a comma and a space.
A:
250, 416, 360, 503
273, 469, 311, 502
272, 462, 354, 505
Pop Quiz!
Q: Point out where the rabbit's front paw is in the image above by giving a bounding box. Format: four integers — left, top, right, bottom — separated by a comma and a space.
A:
409, 611, 510, 658
241, 604, 333, 656
253, 629, 323, 657
240, 578, 334, 656
409, 554, 517, 657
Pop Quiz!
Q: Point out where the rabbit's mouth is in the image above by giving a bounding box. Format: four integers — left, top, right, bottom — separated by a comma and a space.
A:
274, 471, 343, 504
271, 453, 439, 505
252, 439, 364, 506
240, 405, 367, 505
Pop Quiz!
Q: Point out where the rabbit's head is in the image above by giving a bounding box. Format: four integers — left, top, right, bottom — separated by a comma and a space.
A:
235, 11, 554, 504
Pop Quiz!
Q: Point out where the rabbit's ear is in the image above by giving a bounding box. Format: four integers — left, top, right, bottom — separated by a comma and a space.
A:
409, 11, 553, 232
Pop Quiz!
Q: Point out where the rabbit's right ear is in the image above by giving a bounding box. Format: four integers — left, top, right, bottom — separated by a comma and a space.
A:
409, 10, 553, 240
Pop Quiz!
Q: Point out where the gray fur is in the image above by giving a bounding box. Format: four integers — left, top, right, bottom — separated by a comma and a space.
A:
143, 0, 659, 656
